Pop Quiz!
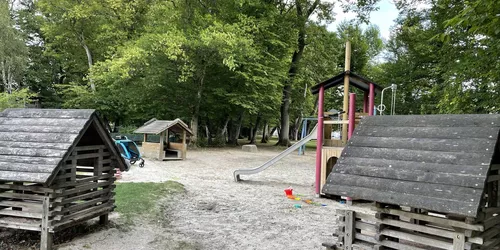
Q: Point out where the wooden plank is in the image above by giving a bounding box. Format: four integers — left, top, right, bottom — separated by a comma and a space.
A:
354, 125, 500, 140
0, 191, 45, 201
0, 218, 41, 231
333, 164, 485, 189
360, 115, 500, 128
56, 201, 114, 224
0, 171, 52, 183
484, 215, 500, 230
41, 196, 52, 250
338, 157, 489, 176
345, 210, 355, 249
0, 141, 72, 150
1, 109, 94, 119
54, 174, 114, 189
0, 209, 42, 219
0, 155, 61, 165
69, 152, 110, 160
0, 162, 55, 173
51, 204, 113, 231
380, 228, 453, 249
0, 183, 59, 193
0, 131, 78, 143
59, 187, 114, 205
487, 175, 500, 183
0, 147, 67, 158
0, 117, 88, 127
74, 145, 105, 151
329, 174, 481, 201
355, 212, 458, 239
342, 146, 492, 166
453, 232, 465, 250
54, 195, 112, 215
324, 185, 479, 218
348, 136, 495, 153
0, 125, 81, 134
355, 233, 428, 250
375, 207, 484, 231
0, 200, 42, 210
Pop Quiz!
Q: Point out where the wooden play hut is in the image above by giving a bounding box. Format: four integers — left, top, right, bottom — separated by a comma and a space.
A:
0, 108, 127, 250
134, 118, 192, 160
322, 114, 500, 250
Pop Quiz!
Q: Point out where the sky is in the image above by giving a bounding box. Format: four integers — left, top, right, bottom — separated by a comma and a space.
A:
328, 0, 400, 40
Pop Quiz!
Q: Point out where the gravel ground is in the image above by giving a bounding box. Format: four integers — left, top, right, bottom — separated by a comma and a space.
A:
6, 147, 372, 250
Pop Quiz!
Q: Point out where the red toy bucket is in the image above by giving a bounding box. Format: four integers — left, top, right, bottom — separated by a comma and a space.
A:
284, 188, 293, 196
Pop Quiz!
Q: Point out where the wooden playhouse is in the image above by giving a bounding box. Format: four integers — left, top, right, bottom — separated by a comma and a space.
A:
134, 118, 193, 160
0, 108, 127, 250
322, 114, 500, 250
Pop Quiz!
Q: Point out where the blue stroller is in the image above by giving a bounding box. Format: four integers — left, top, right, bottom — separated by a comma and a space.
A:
114, 136, 145, 168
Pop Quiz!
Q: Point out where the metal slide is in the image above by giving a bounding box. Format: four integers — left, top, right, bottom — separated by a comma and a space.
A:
233, 124, 318, 182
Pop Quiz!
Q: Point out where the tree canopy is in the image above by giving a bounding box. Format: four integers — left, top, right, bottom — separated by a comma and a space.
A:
1, 0, 499, 147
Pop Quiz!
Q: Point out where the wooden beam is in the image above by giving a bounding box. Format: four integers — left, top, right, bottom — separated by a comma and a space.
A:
41, 196, 53, 250
342, 40, 351, 144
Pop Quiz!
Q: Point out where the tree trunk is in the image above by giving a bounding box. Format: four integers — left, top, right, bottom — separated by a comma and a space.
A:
260, 121, 269, 143
293, 116, 302, 141
249, 114, 262, 144
1, 61, 7, 93
270, 126, 278, 139
79, 33, 95, 92
190, 65, 206, 145
228, 112, 243, 145
220, 117, 230, 142
277, 0, 319, 146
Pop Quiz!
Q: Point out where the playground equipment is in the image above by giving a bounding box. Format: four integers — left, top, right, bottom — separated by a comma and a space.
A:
377, 83, 397, 115
134, 118, 193, 160
322, 114, 500, 250
298, 117, 317, 155
233, 124, 318, 181
233, 41, 386, 188
0, 109, 128, 250
310, 41, 383, 195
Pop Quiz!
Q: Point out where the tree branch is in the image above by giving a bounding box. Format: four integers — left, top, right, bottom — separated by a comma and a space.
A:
307, 0, 320, 17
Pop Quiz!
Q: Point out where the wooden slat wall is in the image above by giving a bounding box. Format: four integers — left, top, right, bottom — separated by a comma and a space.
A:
0, 109, 95, 184
322, 114, 500, 217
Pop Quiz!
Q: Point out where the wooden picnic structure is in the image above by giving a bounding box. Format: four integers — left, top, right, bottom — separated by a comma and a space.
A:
322, 114, 500, 250
134, 118, 193, 160
310, 41, 383, 195
0, 108, 127, 250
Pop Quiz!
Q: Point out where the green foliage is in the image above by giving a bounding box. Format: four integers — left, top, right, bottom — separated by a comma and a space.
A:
0, 89, 34, 111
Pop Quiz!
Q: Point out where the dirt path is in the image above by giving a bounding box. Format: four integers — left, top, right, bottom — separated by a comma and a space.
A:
56, 147, 366, 249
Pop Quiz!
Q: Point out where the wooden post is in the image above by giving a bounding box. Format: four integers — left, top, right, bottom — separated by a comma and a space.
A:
159, 131, 165, 160
345, 210, 355, 250
182, 130, 187, 160
369, 83, 375, 116
342, 41, 351, 144
99, 214, 109, 225
315, 85, 325, 195
348, 93, 356, 140
13, 182, 22, 211
143, 133, 148, 142
452, 231, 465, 250
41, 196, 53, 250
363, 91, 369, 113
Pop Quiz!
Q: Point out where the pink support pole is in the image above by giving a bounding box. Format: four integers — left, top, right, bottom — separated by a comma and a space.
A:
348, 93, 356, 140
368, 83, 375, 116
315, 85, 325, 195
363, 92, 369, 113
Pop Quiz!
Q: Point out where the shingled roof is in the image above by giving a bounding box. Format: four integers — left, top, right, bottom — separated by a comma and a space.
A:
134, 118, 193, 135
0, 108, 127, 184
322, 114, 500, 217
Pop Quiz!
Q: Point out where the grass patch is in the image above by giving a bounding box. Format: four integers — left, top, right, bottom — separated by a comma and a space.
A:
114, 181, 185, 223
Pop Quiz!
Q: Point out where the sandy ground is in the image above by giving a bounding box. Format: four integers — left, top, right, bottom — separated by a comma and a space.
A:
4, 147, 369, 250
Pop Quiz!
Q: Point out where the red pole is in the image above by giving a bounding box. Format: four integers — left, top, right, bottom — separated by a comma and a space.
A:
363, 92, 369, 113
368, 83, 375, 116
315, 85, 325, 195
348, 93, 356, 139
